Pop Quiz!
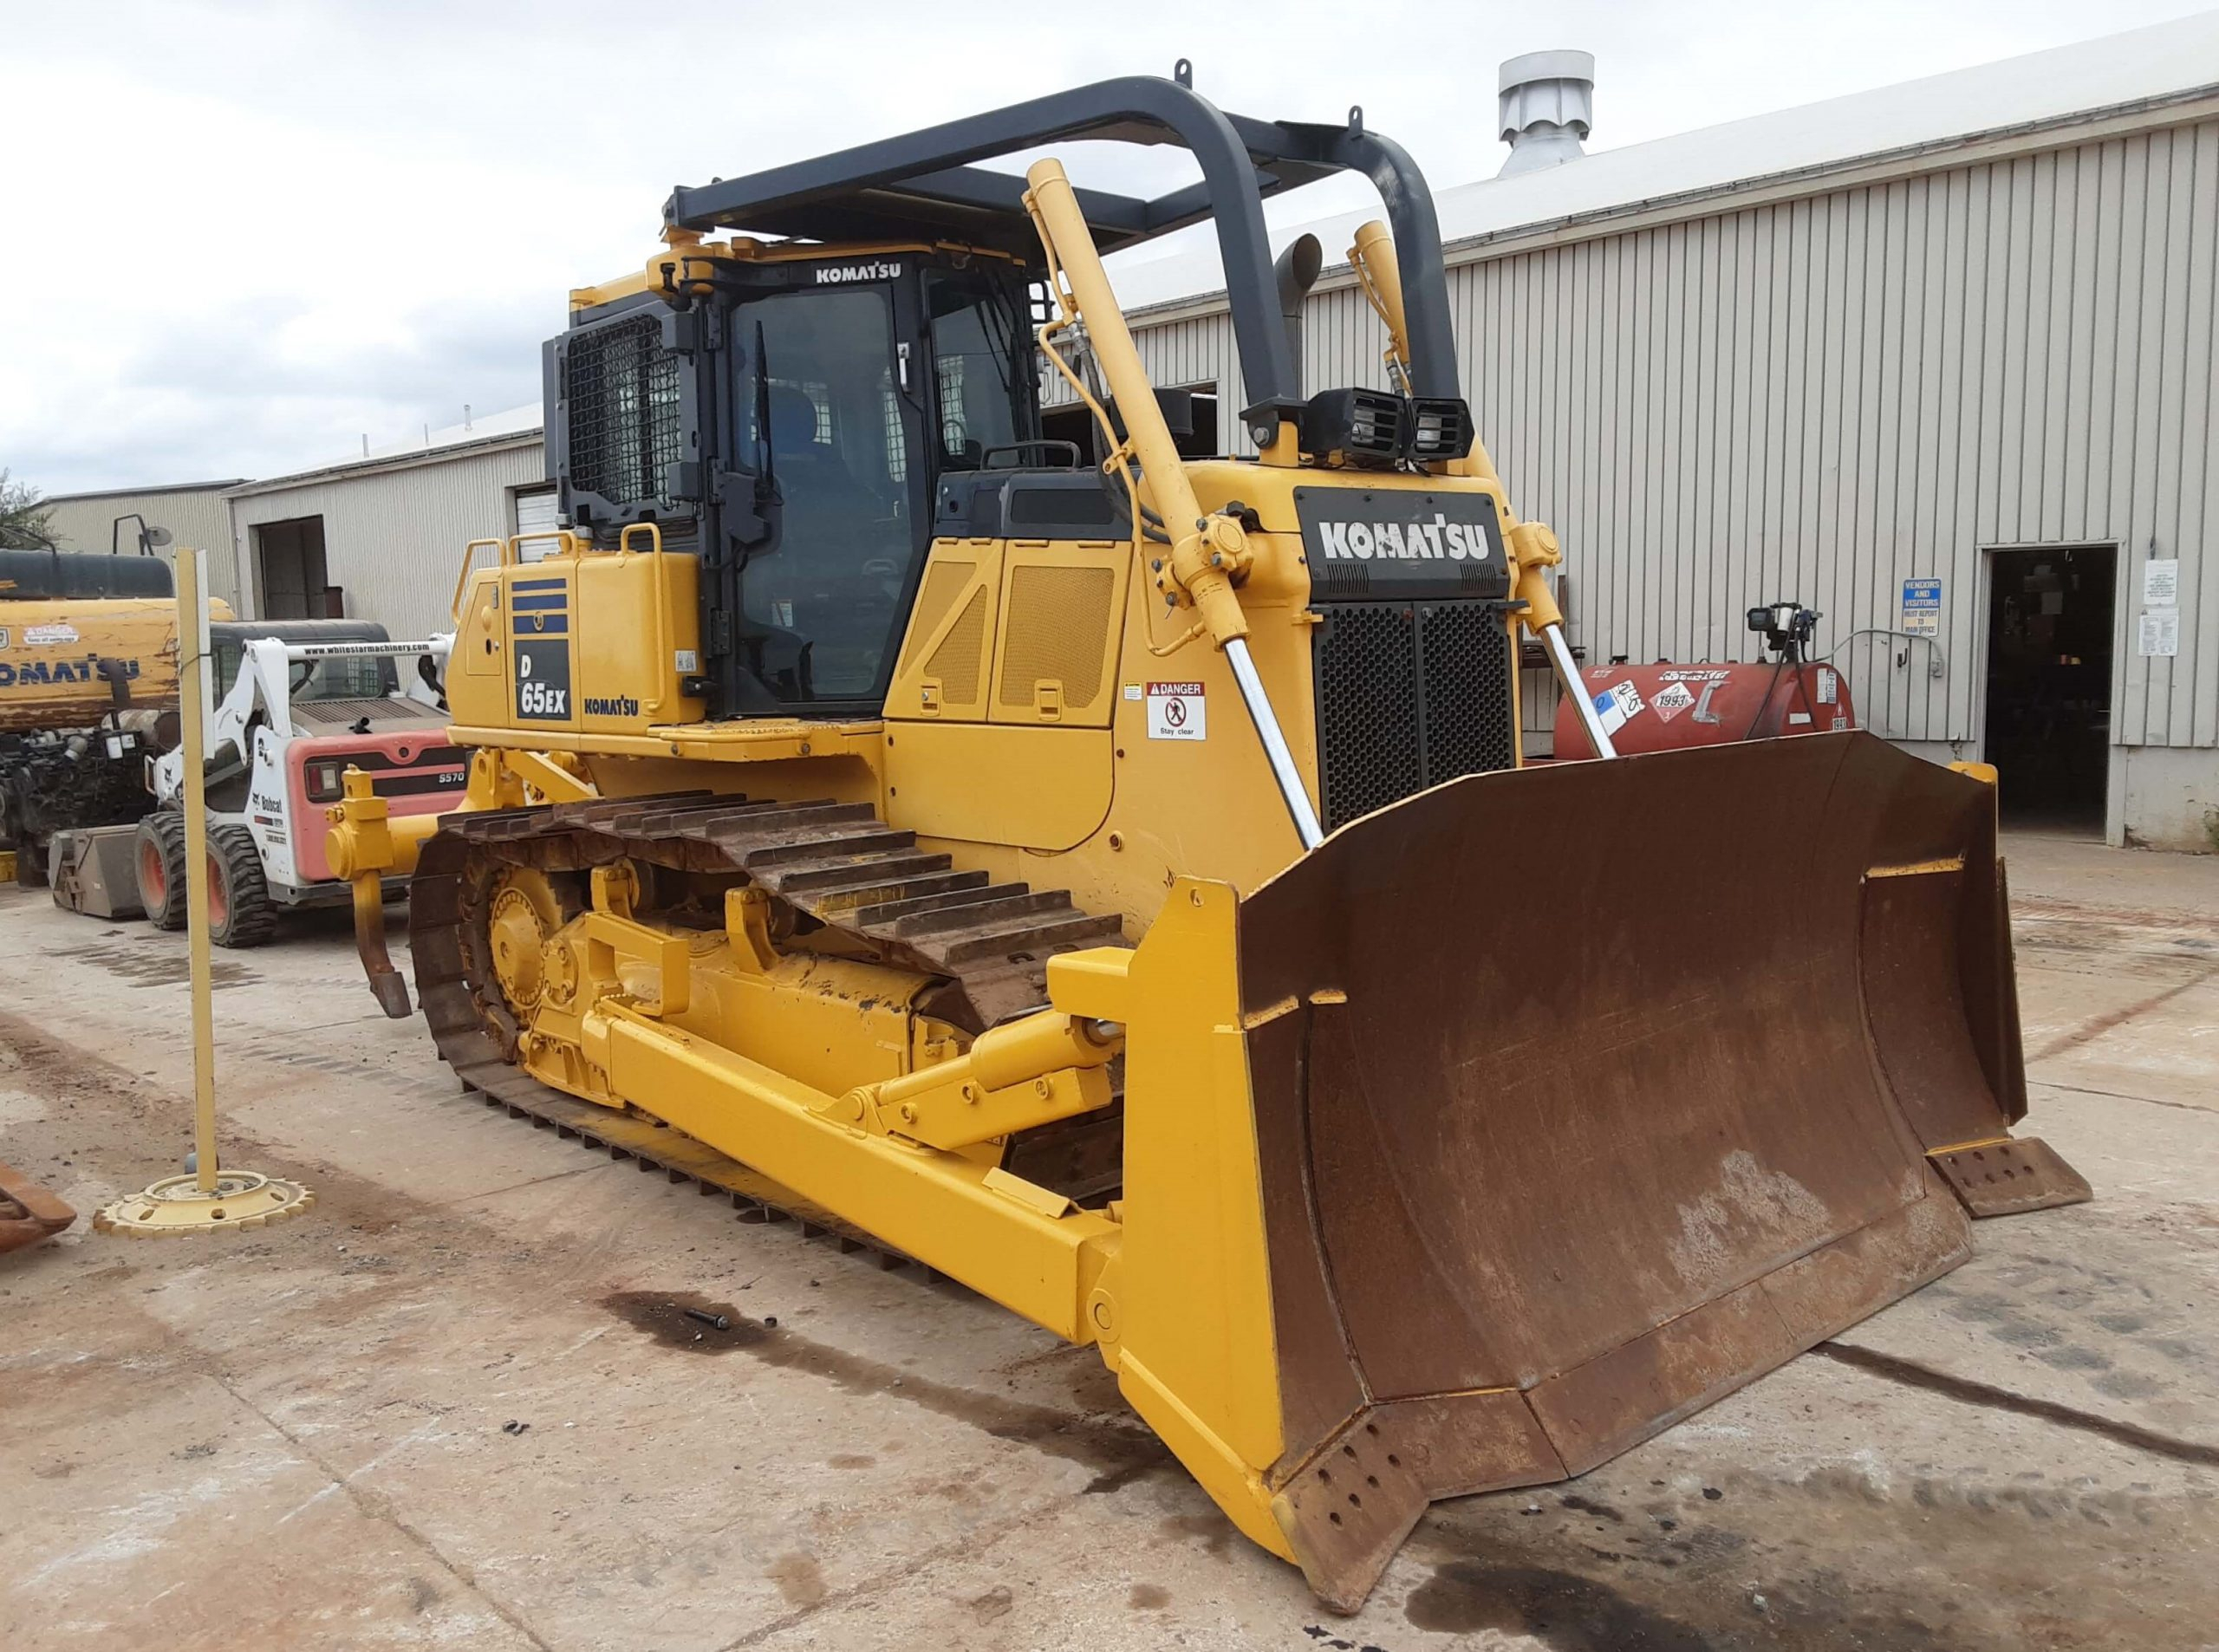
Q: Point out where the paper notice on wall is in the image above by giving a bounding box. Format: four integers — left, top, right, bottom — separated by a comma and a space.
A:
2143, 558, 2180, 607
2138, 609, 2180, 657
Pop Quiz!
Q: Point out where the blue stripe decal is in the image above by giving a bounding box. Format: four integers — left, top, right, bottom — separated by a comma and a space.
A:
512, 615, 569, 635
510, 593, 568, 611
513, 577, 567, 592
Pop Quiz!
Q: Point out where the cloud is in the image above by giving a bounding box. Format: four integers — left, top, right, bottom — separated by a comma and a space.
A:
3, 0, 2207, 492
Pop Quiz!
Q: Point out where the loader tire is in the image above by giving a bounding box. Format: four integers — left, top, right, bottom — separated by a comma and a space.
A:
135, 813, 189, 931
206, 823, 277, 948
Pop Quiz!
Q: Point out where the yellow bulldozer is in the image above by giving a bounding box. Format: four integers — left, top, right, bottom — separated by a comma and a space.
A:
329, 74, 2089, 1609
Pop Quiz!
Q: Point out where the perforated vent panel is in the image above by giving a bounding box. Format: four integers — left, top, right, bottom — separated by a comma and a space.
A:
565, 315, 680, 507
924, 588, 988, 705
998, 566, 1115, 709
1314, 600, 1518, 832
1315, 605, 1422, 830
1415, 602, 1519, 788
900, 559, 974, 676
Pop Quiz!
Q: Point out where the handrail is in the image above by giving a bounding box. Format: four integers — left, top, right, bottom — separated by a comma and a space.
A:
620, 523, 670, 718
453, 537, 507, 623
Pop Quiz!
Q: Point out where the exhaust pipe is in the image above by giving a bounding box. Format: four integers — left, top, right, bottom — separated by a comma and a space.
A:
1272, 233, 1323, 398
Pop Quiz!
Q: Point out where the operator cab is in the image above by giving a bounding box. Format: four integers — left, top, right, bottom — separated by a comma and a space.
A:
555, 250, 1038, 717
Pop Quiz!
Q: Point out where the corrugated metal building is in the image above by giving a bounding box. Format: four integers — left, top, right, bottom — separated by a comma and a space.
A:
223, 408, 551, 642
36, 480, 247, 610
1099, 16, 2219, 847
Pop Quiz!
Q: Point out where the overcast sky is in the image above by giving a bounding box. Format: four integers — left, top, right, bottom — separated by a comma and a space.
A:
3, 0, 2210, 496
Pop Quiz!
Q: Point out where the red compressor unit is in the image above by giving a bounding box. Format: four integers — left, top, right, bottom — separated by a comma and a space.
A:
1552, 602, 1856, 760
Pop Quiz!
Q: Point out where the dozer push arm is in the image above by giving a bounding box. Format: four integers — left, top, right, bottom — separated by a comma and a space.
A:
1024, 158, 1325, 848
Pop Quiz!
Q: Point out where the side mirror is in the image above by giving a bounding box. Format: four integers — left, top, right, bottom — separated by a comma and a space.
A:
145, 526, 174, 549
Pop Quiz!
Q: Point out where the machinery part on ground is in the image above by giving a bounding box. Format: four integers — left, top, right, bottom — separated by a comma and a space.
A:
47, 823, 146, 918
0, 1158, 75, 1253
333, 75, 2088, 1610
133, 810, 189, 929
205, 821, 277, 948
91, 1168, 313, 1236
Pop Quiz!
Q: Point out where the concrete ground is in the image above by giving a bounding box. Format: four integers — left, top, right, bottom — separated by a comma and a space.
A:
2, 834, 2215, 1651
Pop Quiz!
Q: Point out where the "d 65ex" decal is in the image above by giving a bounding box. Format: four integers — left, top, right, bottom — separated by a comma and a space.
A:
515, 641, 571, 720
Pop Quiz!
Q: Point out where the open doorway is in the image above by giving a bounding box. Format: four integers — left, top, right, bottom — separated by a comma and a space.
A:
253, 516, 330, 620
1983, 545, 2115, 835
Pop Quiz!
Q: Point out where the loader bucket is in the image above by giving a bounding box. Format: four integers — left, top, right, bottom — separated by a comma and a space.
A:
1144, 732, 2086, 1610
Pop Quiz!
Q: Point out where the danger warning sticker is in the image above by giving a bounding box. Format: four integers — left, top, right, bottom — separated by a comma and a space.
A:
1650, 680, 1696, 723
1146, 680, 1206, 741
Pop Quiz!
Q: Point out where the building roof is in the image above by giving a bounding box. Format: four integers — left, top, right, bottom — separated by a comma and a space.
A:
43, 478, 248, 503
1108, 12, 2219, 315
225, 404, 543, 499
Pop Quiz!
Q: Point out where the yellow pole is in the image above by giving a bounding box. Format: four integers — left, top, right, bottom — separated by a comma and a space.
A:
177, 547, 219, 1193
94, 550, 311, 1236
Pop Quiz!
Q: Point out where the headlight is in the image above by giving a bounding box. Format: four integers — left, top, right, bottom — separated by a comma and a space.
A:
1298, 388, 1404, 468
305, 758, 346, 802
1407, 397, 1474, 461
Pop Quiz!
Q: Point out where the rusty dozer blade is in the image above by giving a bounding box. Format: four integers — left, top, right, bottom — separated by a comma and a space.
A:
1211, 731, 2085, 1609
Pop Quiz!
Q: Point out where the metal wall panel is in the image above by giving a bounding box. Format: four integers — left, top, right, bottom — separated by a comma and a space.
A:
226, 441, 545, 641
38, 489, 243, 611
1123, 115, 2219, 756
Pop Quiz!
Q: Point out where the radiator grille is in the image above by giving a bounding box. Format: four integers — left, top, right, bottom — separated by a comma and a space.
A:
565, 315, 680, 507
1314, 600, 1519, 832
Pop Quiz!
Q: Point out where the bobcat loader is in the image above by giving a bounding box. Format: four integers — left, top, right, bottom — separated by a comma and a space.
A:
329, 74, 2088, 1609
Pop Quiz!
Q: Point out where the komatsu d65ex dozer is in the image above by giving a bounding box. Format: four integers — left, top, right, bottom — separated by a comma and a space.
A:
330, 74, 2090, 1610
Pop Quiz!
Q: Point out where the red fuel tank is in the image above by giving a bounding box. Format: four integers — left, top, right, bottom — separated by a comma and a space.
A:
1552, 661, 1856, 759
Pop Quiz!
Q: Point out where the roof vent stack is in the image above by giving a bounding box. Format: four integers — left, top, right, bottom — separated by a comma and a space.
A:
1498, 49, 1594, 178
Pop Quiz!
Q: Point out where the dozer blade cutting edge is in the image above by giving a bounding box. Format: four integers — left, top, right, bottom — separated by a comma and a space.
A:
1105, 730, 2087, 1610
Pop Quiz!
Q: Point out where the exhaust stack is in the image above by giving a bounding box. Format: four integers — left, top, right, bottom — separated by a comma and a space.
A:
1499, 49, 1594, 177
1273, 233, 1323, 397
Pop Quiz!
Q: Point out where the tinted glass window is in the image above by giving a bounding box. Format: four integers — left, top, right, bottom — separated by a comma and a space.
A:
732, 287, 914, 701
927, 273, 1025, 472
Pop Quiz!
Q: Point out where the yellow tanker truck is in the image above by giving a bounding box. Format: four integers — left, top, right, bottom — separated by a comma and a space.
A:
0, 547, 227, 885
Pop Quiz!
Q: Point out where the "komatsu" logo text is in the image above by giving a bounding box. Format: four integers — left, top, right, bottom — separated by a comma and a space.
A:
814, 260, 902, 284
1315, 517, 1493, 561
583, 695, 640, 718
0, 658, 142, 688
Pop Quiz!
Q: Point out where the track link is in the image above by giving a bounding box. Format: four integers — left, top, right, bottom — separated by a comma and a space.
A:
409, 790, 1132, 1253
